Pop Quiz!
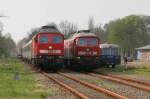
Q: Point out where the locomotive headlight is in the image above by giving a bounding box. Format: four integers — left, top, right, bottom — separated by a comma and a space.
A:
39, 50, 48, 53
49, 46, 52, 49
86, 48, 90, 51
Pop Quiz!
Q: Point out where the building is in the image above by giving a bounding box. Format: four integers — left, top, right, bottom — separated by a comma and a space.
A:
136, 45, 150, 62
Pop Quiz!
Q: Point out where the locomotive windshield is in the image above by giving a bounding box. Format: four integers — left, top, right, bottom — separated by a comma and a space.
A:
52, 35, 62, 43
78, 38, 86, 46
77, 37, 98, 46
88, 38, 98, 46
39, 36, 48, 43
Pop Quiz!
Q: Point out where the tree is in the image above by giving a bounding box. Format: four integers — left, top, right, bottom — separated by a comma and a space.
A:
0, 21, 3, 36
93, 25, 106, 43
105, 15, 150, 56
88, 16, 95, 32
88, 16, 106, 43
0, 19, 17, 57
140, 15, 150, 43
59, 20, 78, 39
0, 33, 16, 57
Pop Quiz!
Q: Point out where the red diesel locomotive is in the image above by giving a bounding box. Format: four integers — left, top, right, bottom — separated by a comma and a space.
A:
64, 30, 100, 70
22, 25, 64, 70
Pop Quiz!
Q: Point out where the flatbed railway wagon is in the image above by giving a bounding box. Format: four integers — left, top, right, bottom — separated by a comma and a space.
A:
22, 25, 64, 70
99, 43, 121, 68
64, 30, 100, 70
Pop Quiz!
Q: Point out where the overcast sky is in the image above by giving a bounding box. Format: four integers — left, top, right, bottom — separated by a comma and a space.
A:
0, 0, 150, 43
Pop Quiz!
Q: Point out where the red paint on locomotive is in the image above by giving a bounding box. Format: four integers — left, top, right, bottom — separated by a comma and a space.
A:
32, 32, 64, 57
64, 32, 101, 69
22, 31, 64, 70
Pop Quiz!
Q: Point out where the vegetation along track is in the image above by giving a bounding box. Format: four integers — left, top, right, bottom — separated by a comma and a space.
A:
58, 72, 127, 99
87, 73, 150, 92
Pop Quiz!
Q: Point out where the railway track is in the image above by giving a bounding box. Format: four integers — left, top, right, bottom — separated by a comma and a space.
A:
29, 64, 149, 99
29, 63, 149, 99
98, 73, 150, 86
87, 73, 150, 92
24, 60, 149, 99
41, 72, 127, 99
42, 72, 89, 99
58, 72, 127, 99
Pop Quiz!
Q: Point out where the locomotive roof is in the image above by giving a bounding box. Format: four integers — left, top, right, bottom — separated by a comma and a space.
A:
69, 33, 97, 39
100, 43, 120, 48
76, 30, 90, 33
38, 24, 61, 33
36, 32, 63, 36
38, 28, 60, 33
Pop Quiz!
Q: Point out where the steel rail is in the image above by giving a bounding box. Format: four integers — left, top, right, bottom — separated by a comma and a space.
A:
23, 62, 89, 99
59, 72, 127, 99
42, 72, 89, 99
88, 73, 150, 92
102, 73, 150, 86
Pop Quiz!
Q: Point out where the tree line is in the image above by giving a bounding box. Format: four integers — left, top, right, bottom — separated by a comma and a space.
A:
0, 22, 16, 57
105, 15, 150, 56
18, 15, 150, 57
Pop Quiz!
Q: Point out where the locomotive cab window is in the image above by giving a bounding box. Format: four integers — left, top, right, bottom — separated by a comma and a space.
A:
39, 36, 48, 43
52, 35, 62, 43
89, 38, 98, 46
78, 38, 86, 46
77, 37, 98, 46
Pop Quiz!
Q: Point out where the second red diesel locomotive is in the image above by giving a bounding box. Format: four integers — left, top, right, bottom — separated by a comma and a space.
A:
64, 30, 100, 70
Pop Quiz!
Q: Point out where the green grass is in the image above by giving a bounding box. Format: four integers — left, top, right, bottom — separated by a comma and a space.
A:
95, 65, 150, 76
0, 58, 53, 99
